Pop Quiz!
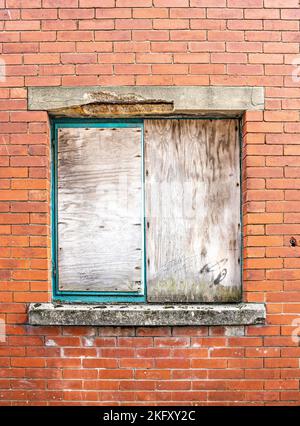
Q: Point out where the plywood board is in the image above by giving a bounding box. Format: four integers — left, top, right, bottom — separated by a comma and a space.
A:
144, 119, 241, 302
57, 126, 143, 293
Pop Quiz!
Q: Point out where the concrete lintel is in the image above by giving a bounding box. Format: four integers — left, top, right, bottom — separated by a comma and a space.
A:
28, 86, 264, 116
28, 303, 266, 327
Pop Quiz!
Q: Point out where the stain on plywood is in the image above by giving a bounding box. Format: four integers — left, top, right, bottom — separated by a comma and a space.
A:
57, 127, 143, 293
145, 119, 241, 302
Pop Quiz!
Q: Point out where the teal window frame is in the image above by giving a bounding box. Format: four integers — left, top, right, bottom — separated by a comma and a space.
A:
51, 117, 243, 304
51, 118, 146, 303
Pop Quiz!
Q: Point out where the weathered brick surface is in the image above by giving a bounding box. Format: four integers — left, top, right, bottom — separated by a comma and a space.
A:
0, 0, 300, 405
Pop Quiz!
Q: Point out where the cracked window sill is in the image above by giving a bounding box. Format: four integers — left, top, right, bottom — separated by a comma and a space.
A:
28, 303, 266, 327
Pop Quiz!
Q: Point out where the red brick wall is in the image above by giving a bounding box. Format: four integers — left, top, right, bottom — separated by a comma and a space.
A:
1, 0, 300, 405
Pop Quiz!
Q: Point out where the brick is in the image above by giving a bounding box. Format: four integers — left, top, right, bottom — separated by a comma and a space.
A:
10, 111, 47, 122
0, 167, 28, 178
21, 9, 57, 20
247, 213, 283, 224
266, 156, 300, 167
228, 0, 263, 6
77, 42, 113, 52
267, 179, 300, 189
283, 32, 300, 42
0, 99, 27, 110
41, 20, 77, 30
58, 9, 94, 20
228, 64, 263, 75
174, 53, 210, 63
39, 42, 75, 53
265, 0, 299, 6
266, 224, 300, 235
207, 9, 243, 19
117, 0, 152, 5
170, 8, 205, 19
246, 145, 283, 155
11, 202, 48, 213
75, 64, 113, 74
0, 190, 28, 201
265, 20, 299, 31
113, 64, 150, 74
281, 9, 300, 19
211, 53, 247, 63
264, 111, 299, 122
151, 42, 188, 52
245, 258, 283, 269
248, 29, 282, 41
39, 65, 75, 76
115, 18, 151, 30
3, 43, 39, 53
285, 146, 300, 155
245, 9, 280, 19
285, 123, 300, 134
0, 32, 20, 43
153, 19, 189, 30
191, 64, 225, 74
191, 19, 226, 30
227, 42, 262, 53
6, 0, 41, 6
24, 54, 60, 64
119, 358, 154, 368
190, 0, 226, 5
265, 43, 299, 54
57, 31, 93, 42
43, 0, 78, 6
285, 168, 300, 178
10, 156, 47, 167
5, 21, 40, 31
208, 31, 244, 42
97, 8, 132, 18
153, 0, 188, 5
21, 32, 56, 43
282, 99, 300, 109
81, 0, 114, 5
61, 53, 97, 64
189, 42, 225, 52
79, 20, 114, 30
136, 53, 172, 63
98, 53, 135, 63
246, 236, 283, 247
152, 64, 188, 74
170, 30, 206, 41
228, 20, 262, 30
267, 200, 300, 212
95, 31, 131, 41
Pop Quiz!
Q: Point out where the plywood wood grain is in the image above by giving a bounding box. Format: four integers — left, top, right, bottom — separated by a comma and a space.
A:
57, 126, 143, 293
144, 119, 241, 302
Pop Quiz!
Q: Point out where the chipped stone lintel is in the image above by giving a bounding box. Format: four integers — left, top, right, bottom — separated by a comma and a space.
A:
28, 303, 266, 327
49, 102, 174, 118
28, 86, 264, 117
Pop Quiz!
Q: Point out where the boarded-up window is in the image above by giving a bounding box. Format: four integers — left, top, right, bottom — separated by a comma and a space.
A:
57, 126, 144, 295
54, 119, 241, 303
145, 119, 241, 302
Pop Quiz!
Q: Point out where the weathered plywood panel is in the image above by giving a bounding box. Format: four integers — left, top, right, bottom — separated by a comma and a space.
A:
145, 119, 241, 302
57, 127, 143, 293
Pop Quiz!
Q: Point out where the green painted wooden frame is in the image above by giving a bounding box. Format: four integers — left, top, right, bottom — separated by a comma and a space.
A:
51, 119, 146, 303
51, 117, 243, 304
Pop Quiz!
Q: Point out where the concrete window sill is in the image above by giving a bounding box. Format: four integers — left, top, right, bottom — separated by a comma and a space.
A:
28, 303, 266, 327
